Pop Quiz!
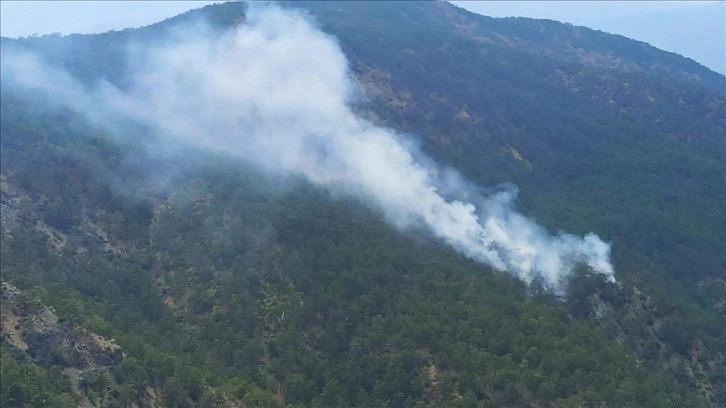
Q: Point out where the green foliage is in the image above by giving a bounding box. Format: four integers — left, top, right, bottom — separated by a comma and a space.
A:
1, 1, 724, 406
0, 344, 82, 407
0, 116, 707, 405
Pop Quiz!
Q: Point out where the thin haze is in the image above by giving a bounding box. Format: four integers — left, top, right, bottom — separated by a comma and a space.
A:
0, 1, 222, 37
2, 1, 722, 74
0, 3, 615, 292
454, 1, 726, 75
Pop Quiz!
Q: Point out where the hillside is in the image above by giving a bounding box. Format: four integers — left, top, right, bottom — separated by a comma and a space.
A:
1, 1, 725, 407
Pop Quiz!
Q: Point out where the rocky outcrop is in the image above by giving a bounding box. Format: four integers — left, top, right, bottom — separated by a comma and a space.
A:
0, 174, 25, 236
1, 282, 123, 369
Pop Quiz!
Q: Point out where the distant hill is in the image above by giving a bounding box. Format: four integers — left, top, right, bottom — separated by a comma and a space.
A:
592, 1, 726, 76
1, 1, 724, 407
453, 0, 726, 76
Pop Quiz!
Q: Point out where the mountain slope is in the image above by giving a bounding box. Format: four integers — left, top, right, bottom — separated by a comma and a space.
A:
1, 1, 724, 407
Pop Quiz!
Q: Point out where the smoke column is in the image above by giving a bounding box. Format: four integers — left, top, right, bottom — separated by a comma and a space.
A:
0, 3, 615, 291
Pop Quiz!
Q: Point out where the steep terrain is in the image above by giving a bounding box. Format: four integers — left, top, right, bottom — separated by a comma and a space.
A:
1, 282, 124, 407
1, 1, 725, 407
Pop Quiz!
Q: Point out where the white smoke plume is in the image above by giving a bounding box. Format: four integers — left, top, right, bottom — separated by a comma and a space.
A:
0, 3, 615, 291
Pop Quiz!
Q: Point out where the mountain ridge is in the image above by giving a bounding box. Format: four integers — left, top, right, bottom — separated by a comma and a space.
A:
1, 1, 724, 406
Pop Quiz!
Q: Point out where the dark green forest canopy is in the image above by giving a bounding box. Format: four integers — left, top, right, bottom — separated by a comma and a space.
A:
1, 1, 725, 407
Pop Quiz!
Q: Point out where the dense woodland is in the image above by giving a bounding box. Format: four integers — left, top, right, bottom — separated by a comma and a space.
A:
1, 1, 725, 407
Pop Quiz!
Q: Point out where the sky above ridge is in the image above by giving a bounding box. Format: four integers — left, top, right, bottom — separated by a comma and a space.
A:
1, 1, 723, 74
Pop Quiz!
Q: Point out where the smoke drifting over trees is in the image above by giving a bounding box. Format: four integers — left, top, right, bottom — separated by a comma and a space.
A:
1, 4, 615, 291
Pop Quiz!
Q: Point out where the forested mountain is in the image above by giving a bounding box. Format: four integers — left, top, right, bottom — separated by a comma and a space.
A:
1, 1, 724, 407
